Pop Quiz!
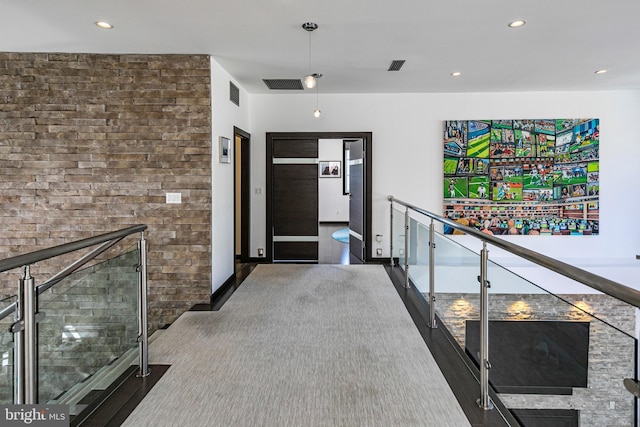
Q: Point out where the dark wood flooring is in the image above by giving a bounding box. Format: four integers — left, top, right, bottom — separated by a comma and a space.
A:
71, 365, 169, 427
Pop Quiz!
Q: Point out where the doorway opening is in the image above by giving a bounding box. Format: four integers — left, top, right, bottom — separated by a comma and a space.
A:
234, 127, 251, 264
266, 132, 372, 264
318, 138, 351, 264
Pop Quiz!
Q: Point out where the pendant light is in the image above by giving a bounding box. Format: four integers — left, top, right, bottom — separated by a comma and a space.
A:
302, 22, 318, 89
305, 75, 316, 89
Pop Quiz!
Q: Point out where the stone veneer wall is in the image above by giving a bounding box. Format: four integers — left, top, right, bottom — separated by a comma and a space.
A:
0, 53, 212, 331
434, 292, 636, 426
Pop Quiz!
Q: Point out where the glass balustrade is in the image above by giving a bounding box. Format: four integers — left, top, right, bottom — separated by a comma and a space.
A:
391, 207, 405, 267
391, 197, 638, 427
431, 230, 482, 350
406, 218, 430, 294
485, 260, 636, 427
37, 247, 140, 415
0, 296, 17, 404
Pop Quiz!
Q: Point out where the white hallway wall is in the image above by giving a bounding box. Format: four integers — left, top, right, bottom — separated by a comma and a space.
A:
210, 58, 251, 293
208, 58, 640, 292
246, 90, 640, 284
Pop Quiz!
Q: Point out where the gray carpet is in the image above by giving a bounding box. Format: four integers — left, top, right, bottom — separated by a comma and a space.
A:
122, 265, 470, 426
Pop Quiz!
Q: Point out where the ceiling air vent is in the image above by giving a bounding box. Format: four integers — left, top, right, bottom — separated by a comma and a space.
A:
263, 79, 304, 90
388, 60, 406, 71
230, 81, 240, 106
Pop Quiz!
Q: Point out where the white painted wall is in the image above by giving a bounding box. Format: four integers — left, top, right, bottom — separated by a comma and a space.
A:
207, 62, 640, 292
248, 90, 640, 276
210, 58, 251, 293
318, 139, 349, 222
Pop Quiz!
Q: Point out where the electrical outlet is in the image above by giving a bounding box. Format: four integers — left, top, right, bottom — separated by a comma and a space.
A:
376, 248, 382, 256
258, 248, 264, 257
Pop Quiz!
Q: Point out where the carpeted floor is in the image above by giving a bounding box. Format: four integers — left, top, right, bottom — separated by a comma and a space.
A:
122, 264, 470, 426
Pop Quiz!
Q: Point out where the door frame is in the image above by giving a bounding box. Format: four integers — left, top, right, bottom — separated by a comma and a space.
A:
234, 126, 251, 263
266, 131, 372, 262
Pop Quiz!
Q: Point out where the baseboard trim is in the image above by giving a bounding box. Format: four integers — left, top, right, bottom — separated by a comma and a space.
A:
189, 272, 235, 311
367, 257, 391, 264
213, 273, 236, 301
191, 264, 257, 312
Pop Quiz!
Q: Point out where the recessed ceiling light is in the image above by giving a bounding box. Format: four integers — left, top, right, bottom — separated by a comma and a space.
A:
508, 20, 526, 28
95, 21, 113, 29
451, 72, 462, 77
594, 69, 608, 74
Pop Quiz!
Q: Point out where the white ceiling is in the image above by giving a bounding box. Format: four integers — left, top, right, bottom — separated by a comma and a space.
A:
2, 0, 640, 94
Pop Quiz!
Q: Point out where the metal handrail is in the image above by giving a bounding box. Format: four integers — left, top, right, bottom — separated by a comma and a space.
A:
0, 225, 147, 323
37, 238, 126, 295
0, 301, 16, 323
0, 225, 150, 403
388, 195, 640, 309
0, 224, 147, 275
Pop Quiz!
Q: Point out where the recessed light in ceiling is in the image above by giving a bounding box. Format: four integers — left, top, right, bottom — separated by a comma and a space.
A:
451, 72, 462, 77
95, 21, 113, 29
594, 69, 608, 74
508, 20, 526, 28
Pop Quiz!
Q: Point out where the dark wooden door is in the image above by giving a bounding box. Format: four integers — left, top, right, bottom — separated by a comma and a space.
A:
270, 138, 319, 262
348, 138, 365, 264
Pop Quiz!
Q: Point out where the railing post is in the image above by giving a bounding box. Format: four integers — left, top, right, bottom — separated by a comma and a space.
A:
23, 265, 37, 404
137, 232, 150, 378
428, 218, 437, 328
14, 276, 24, 404
389, 199, 395, 267
619, 309, 640, 424
478, 242, 493, 410
404, 207, 410, 289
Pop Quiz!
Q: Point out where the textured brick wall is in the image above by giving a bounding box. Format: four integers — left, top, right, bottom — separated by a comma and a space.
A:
0, 53, 212, 331
434, 292, 635, 426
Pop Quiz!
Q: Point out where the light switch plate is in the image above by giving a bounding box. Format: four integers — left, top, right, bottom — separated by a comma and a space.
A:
166, 193, 182, 204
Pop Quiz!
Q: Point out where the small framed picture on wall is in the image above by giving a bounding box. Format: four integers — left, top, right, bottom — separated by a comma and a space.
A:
319, 161, 341, 178
220, 136, 230, 163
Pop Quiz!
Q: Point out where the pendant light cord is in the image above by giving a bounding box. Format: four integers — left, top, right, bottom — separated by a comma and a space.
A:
308, 31, 312, 74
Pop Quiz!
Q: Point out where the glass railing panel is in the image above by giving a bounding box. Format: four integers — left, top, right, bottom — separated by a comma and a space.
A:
0, 296, 17, 404
37, 248, 139, 414
388, 199, 637, 425
483, 260, 636, 427
431, 231, 481, 351
391, 207, 405, 268
407, 218, 431, 293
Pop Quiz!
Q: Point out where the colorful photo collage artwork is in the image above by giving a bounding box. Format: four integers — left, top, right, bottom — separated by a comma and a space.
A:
443, 119, 599, 236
